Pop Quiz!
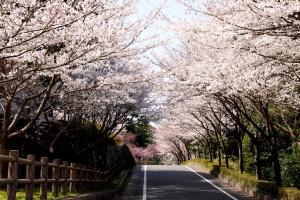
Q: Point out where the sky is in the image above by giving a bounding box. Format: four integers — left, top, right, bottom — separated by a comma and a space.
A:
136, 0, 188, 52
135, 0, 203, 59
137, 0, 187, 20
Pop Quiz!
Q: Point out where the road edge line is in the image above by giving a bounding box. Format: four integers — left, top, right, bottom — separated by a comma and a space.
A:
142, 165, 147, 200
185, 166, 239, 200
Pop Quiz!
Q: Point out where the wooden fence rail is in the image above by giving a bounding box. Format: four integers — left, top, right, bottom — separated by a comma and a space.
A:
0, 150, 122, 200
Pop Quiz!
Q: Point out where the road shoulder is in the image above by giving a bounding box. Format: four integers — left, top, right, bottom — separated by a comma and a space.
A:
185, 165, 255, 200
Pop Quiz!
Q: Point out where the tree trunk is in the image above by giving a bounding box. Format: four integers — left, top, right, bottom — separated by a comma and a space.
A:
187, 148, 191, 160
254, 145, 262, 180
220, 136, 229, 168
0, 137, 9, 178
225, 153, 229, 169
237, 141, 244, 173
209, 143, 213, 162
103, 144, 108, 169
268, 121, 282, 186
204, 146, 207, 159
272, 146, 282, 186
218, 145, 221, 167
193, 148, 197, 159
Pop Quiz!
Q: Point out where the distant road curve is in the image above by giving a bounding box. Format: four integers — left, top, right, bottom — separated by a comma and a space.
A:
122, 165, 254, 200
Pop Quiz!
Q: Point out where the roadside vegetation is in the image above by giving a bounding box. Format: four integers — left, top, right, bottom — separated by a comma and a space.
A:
183, 159, 300, 200
0, 189, 78, 200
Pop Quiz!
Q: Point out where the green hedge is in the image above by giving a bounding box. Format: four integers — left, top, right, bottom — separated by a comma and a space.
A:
183, 159, 300, 200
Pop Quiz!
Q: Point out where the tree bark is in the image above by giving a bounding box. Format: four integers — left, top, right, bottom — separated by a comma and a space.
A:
218, 145, 221, 167
7, 75, 57, 139
224, 152, 229, 168
269, 123, 282, 186
0, 137, 9, 178
271, 145, 282, 186
254, 145, 262, 180
208, 142, 213, 162
237, 141, 244, 173
262, 105, 282, 186
220, 136, 229, 168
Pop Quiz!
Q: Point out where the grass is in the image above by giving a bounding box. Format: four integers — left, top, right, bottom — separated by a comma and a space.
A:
182, 159, 300, 200
0, 188, 78, 200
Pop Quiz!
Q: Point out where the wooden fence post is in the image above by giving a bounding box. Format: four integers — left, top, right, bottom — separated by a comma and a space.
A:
106, 169, 110, 182
101, 171, 105, 183
78, 164, 82, 191
83, 166, 87, 187
69, 163, 77, 193
94, 169, 97, 183
7, 150, 19, 200
95, 170, 100, 188
52, 159, 60, 197
25, 155, 35, 200
61, 161, 68, 195
85, 166, 91, 188
40, 157, 48, 200
93, 168, 98, 188
86, 167, 92, 184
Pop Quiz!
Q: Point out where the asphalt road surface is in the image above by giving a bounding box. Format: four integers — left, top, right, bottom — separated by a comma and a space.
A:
121, 165, 254, 200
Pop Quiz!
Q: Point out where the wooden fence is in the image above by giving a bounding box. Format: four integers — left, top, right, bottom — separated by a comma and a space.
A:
0, 150, 122, 200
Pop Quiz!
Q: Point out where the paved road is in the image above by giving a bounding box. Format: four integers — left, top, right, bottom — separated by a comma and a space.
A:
122, 165, 254, 200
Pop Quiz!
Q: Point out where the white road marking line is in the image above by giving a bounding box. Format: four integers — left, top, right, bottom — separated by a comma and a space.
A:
142, 165, 147, 200
185, 166, 239, 200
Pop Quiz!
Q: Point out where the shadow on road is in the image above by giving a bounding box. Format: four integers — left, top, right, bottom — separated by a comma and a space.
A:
122, 165, 254, 200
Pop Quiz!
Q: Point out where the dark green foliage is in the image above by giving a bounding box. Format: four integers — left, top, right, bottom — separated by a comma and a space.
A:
280, 146, 300, 188
7, 119, 133, 169
242, 135, 256, 175
126, 116, 152, 147
241, 130, 298, 184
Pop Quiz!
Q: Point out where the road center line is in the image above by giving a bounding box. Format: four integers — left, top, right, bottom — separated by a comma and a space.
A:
185, 166, 239, 200
142, 165, 147, 200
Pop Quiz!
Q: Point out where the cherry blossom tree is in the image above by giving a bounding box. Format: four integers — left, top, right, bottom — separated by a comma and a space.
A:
0, 0, 158, 155
117, 131, 159, 164
155, 0, 300, 186
154, 122, 197, 164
